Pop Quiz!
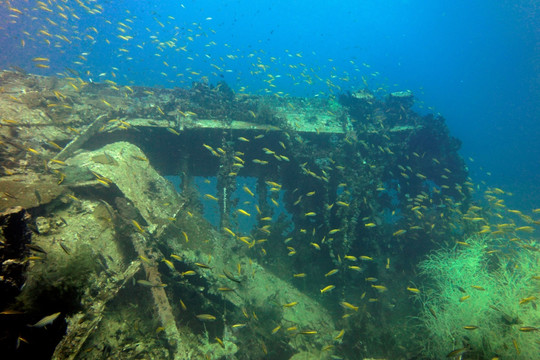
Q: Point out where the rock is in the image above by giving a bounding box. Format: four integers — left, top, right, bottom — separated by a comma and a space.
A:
35, 216, 51, 234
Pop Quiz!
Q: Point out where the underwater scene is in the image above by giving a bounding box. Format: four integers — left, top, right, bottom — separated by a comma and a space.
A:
0, 1, 538, 359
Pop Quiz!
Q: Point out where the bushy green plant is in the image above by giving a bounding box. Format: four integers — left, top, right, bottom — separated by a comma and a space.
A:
18, 244, 100, 315
418, 236, 539, 359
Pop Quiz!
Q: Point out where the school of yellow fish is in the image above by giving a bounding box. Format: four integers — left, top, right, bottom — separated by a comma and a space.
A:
0, 0, 436, 107
1, 1, 538, 358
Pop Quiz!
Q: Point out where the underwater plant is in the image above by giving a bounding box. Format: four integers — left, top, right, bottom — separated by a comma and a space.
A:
17, 244, 100, 315
417, 236, 539, 359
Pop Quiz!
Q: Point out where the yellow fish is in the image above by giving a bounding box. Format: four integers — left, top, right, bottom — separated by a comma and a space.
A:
471, 285, 486, 291
283, 302, 298, 308
334, 329, 345, 340
325, 269, 339, 277
406, 286, 421, 293
320, 285, 335, 293
196, 314, 216, 321
340, 301, 358, 311
515, 226, 534, 233
237, 209, 251, 217
519, 296, 537, 305
243, 185, 254, 197
162, 258, 175, 271
223, 227, 236, 237
28, 312, 61, 328
132, 220, 145, 234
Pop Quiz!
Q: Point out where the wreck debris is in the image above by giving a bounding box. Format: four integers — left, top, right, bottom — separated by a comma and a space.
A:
129, 234, 188, 360
53, 114, 109, 162
51, 261, 141, 360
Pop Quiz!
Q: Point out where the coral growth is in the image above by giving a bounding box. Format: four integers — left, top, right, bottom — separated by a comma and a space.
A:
418, 236, 539, 359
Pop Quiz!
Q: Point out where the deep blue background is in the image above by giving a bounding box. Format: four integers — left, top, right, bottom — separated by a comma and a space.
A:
1, 0, 538, 209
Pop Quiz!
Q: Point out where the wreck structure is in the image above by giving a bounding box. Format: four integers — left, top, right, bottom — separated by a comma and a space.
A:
0, 70, 469, 359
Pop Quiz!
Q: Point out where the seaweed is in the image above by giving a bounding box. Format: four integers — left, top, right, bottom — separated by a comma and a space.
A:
418, 236, 539, 359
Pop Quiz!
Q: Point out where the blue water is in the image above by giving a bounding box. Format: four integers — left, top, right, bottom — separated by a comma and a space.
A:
1, 0, 538, 209
166, 175, 292, 234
